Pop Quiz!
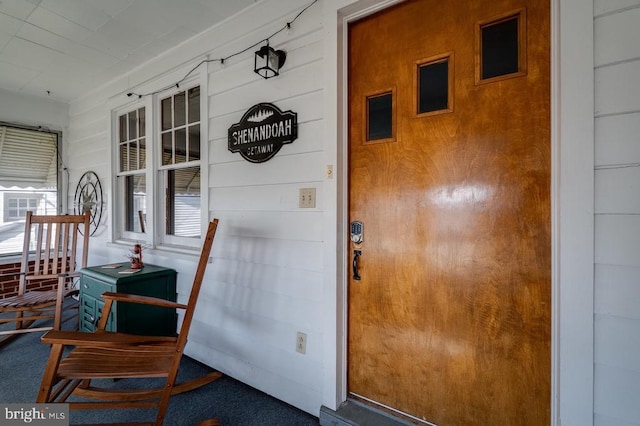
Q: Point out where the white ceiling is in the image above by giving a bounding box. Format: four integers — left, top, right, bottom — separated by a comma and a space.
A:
0, 0, 257, 103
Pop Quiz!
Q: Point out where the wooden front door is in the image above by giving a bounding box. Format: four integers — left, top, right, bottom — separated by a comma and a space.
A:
347, 0, 550, 424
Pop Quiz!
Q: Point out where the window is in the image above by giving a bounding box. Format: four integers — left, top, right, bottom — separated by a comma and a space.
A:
0, 124, 60, 256
114, 80, 205, 249
6, 196, 40, 220
365, 89, 396, 143
476, 9, 527, 84
416, 53, 454, 116
117, 108, 147, 234
159, 88, 201, 239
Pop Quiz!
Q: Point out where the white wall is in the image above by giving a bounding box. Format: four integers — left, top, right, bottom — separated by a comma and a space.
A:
0, 88, 69, 131
66, 0, 327, 416
594, 1, 640, 425
190, 0, 326, 412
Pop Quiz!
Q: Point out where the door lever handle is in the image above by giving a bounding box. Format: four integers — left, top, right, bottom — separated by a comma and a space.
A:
352, 250, 361, 281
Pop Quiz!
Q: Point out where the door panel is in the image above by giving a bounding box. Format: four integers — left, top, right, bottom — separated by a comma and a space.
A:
347, 0, 550, 424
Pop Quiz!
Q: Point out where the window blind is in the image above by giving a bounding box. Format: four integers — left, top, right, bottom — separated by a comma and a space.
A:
0, 125, 58, 188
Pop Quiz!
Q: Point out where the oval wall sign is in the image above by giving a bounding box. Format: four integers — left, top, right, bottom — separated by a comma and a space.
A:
228, 102, 298, 163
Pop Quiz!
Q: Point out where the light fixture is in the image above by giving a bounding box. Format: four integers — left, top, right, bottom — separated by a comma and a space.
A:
254, 43, 287, 79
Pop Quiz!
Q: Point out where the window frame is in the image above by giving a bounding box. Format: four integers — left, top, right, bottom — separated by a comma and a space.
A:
0, 123, 62, 258
6, 195, 41, 221
363, 87, 397, 145
115, 103, 149, 242
414, 52, 455, 118
475, 8, 528, 85
110, 62, 208, 252
156, 84, 203, 247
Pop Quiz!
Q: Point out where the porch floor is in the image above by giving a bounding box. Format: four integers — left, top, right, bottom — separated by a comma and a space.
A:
0, 305, 318, 425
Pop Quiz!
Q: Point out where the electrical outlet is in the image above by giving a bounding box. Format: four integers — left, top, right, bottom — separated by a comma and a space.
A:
296, 331, 307, 354
298, 188, 316, 208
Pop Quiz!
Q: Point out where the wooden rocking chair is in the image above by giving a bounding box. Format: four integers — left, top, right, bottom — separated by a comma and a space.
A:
0, 211, 90, 347
37, 219, 222, 426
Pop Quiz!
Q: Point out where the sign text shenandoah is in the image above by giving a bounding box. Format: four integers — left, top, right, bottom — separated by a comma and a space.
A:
228, 103, 298, 163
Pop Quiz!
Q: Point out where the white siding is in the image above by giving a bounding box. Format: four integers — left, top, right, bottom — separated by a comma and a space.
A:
594, 2, 640, 425
63, 0, 327, 416
595, 0, 640, 17
198, 2, 325, 412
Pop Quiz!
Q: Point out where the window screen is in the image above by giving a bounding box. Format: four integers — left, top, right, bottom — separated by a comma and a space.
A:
0, 125, 60, 255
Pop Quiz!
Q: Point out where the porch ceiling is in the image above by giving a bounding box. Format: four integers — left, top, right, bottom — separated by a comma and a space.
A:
0, 0, 257, 103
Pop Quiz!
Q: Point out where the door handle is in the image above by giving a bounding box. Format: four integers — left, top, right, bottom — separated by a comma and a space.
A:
352, 250, 361, 281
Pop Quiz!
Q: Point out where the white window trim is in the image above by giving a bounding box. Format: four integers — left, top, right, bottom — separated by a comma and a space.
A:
153, 82, 204, 249
114, 99, 148, 243
108, 58, 209, 252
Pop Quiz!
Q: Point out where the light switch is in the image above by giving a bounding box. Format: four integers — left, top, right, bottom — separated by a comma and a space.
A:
299, 188, 316, 208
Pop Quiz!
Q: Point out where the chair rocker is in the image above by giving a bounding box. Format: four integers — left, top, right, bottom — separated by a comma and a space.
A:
0, 211, 90, 348
37, 219, 221, 426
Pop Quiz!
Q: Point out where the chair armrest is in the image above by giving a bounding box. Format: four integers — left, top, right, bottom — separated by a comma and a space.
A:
59, 271, 80, 278
100, 292, 188, 310
40, 330, 177, 347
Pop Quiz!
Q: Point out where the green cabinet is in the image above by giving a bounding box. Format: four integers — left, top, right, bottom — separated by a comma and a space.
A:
79, 264, 177, 336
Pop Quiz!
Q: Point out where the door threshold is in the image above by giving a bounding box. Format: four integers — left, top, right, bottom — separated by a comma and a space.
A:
320, 398, 433, 426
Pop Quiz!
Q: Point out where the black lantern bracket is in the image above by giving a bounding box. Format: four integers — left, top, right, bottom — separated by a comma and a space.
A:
254, 42, 287, 79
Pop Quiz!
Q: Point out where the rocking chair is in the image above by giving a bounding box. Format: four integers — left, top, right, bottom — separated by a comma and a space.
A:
0, 211, 90, 347
37, 219, 221, 426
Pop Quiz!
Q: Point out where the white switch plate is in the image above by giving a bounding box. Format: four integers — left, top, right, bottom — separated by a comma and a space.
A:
299, 188, 316, 208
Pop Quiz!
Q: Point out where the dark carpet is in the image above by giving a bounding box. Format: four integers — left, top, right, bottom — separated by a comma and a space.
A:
0, 309, 319, 426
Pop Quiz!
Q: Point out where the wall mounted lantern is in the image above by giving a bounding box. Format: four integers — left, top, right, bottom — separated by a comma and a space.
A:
254, 43, 287, 79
